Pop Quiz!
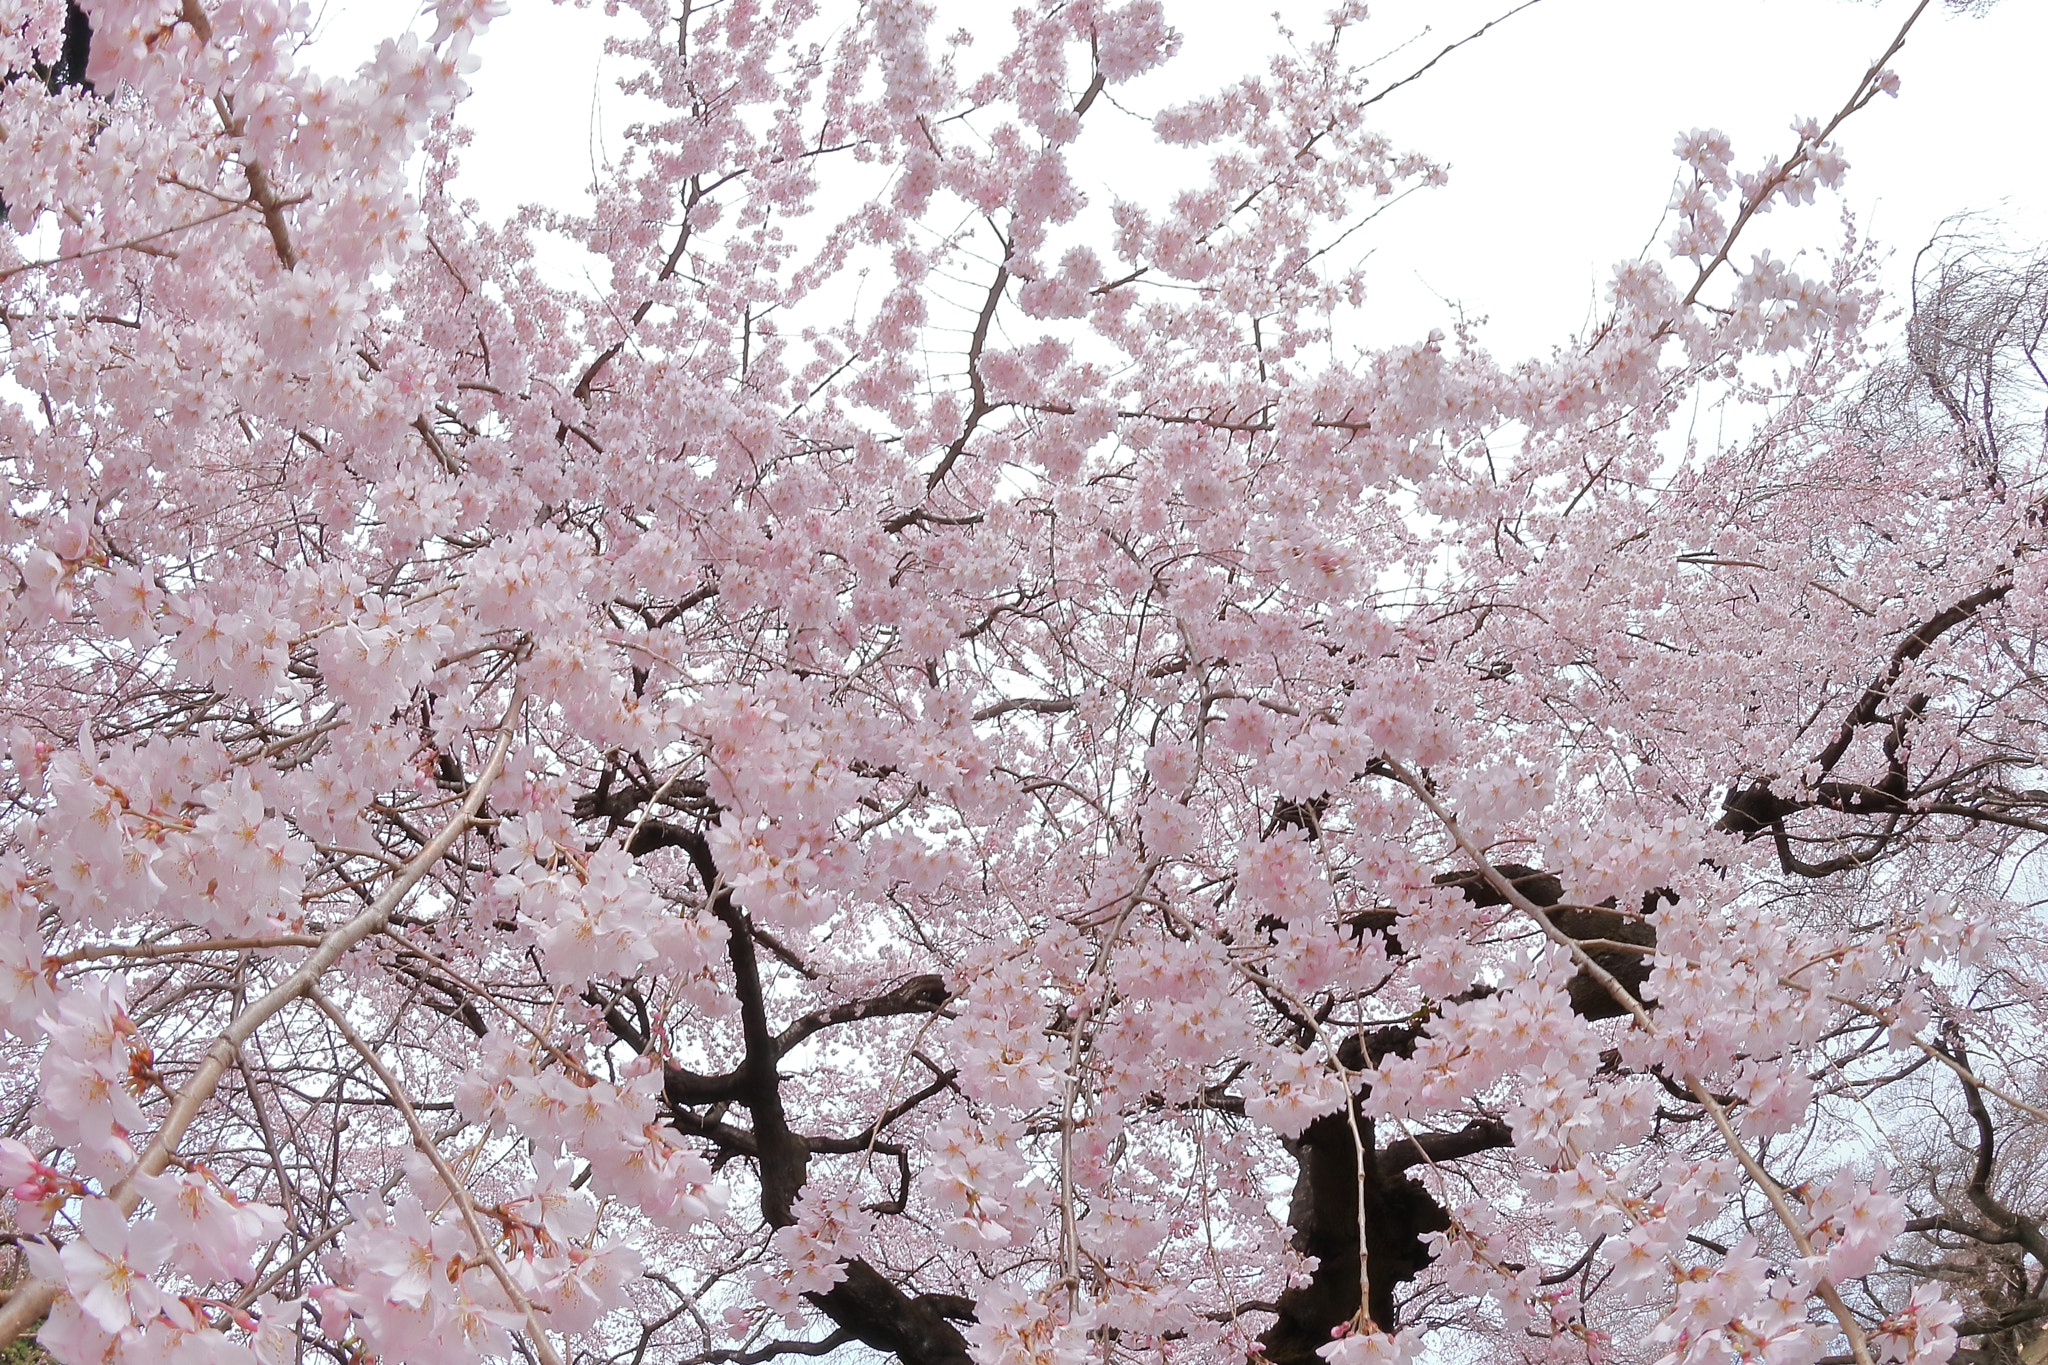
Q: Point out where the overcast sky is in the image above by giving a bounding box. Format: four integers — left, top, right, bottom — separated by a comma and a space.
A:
309, 0, 2046, 363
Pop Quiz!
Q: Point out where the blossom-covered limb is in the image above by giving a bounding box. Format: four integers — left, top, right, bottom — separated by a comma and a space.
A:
0, 681, 523, 1348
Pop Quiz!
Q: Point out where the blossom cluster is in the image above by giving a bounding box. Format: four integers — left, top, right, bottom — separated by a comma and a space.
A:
0, 0, 2021, 1361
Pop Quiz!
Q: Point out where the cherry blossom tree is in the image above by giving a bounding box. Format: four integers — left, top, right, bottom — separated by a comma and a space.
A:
0, 0, 2042, 1362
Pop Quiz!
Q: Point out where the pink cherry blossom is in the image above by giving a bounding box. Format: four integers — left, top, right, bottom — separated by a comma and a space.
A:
32, 1198, 174, 1333
0, 0, 2029, 1361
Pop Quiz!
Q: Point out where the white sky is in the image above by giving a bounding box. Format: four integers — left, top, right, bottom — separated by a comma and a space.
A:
308, 0, 2047, 363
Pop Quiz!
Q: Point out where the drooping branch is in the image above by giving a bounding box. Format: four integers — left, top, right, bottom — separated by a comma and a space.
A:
1392, 762, 1880, 1365
0, 681, 527, 1349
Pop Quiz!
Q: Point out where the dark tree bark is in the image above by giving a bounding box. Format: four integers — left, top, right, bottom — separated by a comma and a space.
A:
1260, 1106, 1454, 1365
38, 1, 92, 92
1262, 864, 1657, 1357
